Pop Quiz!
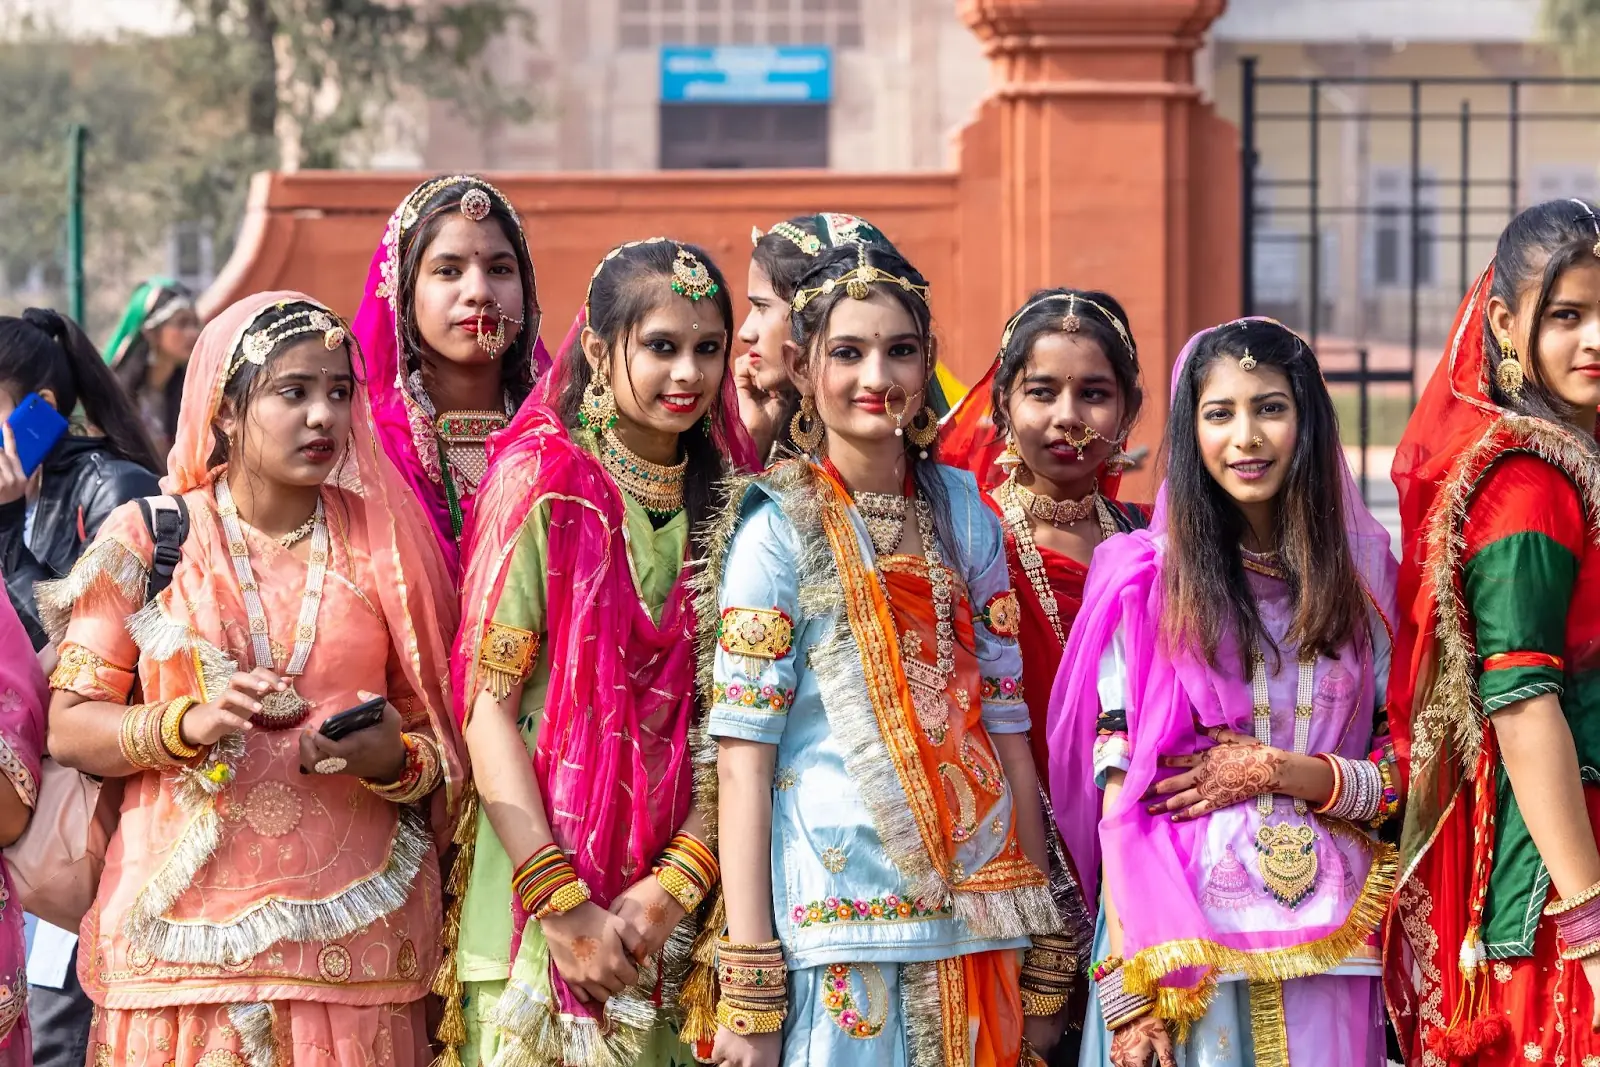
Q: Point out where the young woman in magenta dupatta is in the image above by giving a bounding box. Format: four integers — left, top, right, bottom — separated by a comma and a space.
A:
41, 292, 461, 1067
704, 242, 1062, 1067
0, 591, 47, 1065
440, 239, 756, 1067
1386, 200, 1600, 1065
351, 175, 550, 574
1048, 319, 1399, 1067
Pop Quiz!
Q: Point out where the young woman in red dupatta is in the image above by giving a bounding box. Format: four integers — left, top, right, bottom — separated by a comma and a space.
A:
440, 239, 757, 1067
350, 175, 550, 575
1386, 199, 1600, 1065
41, 292, 461, 1067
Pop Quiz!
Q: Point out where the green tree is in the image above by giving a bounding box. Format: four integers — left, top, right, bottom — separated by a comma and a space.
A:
178, 0, 533, 169
1545, 0, 1600, 67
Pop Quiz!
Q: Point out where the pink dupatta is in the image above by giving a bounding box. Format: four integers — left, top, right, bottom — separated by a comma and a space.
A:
453, 310, 757, 1024
0, 592, 43, 1061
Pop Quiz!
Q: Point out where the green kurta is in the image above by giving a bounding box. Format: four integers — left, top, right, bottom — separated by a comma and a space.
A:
456, 473, 692, 1067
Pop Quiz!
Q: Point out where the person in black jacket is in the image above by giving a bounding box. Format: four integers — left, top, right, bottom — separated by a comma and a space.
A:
0, 309, 162, 652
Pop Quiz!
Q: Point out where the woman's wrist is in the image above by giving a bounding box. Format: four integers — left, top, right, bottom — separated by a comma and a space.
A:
1275, 751, 1335, 805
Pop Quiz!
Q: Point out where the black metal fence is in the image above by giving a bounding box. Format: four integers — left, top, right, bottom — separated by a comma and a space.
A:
1238, 57, 1600, 501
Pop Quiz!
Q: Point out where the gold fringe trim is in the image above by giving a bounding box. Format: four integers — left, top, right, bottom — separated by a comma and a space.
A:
486, 970, 659, 1067
130, 804, 431, 964
1122, 835, 1397, 1008
900, 959, 946, 1067
1247, 980, 1289, 1067
429, 785, 479, 1067
677, 890, 724, 1049
227, 1002, 278, 1067
35, 536, 148, 643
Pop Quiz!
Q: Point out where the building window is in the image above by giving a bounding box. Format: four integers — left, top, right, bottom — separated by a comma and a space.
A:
620, 0, 861, 49
660, 103, 827, 168
1368, 167, 1437, 290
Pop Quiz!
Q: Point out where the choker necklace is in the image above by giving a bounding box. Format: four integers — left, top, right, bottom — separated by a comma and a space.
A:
1241, 546, 1286, 580
1009, 480, 1102, 529
216, 479, 329, 730
995, 477, 1116, 648
599, 427, 686, 518
276, 513, 317, 549
435, 410, 509, 497
854, 491, 909, 557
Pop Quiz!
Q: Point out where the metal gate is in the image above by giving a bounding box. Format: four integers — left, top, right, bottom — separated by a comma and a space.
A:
1237, 58, 1600, 503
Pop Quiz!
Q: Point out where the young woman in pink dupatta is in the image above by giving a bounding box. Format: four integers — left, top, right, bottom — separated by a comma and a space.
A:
351, 175, 551, 574
0, 588, 47, 1065
1048, 319, 1399, 1067
439, 239, 757, 1067
41, 292, 461, 1067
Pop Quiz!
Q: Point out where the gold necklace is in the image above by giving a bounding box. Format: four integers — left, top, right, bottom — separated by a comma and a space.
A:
599, 427, 686, 518
1250, 645, 1320, 909
1008, 479, 1099, 528
1241, 546, 1286, 580
276, 514, 317, 549
435, 409, 509, 497
855, 491, 908, 556
996, 478, 1117, 649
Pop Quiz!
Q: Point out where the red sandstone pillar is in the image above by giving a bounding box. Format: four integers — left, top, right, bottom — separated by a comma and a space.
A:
954, 0, 1239, 493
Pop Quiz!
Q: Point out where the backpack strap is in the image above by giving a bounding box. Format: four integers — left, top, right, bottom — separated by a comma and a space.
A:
134, 496, 190, 602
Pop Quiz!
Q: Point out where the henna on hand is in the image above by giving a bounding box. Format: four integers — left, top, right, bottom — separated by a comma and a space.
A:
572, 935, 599, 963
1194, 743, 1286, 811
1109, 1015, 1173, 1067
644, 901, 669, 929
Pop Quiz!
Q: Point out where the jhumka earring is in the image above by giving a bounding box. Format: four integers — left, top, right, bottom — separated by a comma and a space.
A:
579, 361, 619, 432
997, 432, 1024, 473
906, 403, 938, 460
1497, 337, 1525, 398
791, 396, 825, 454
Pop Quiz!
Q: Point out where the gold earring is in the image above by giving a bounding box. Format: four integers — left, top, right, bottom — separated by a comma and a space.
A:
790, 395, 824, 454
906, 403, 938, 459
579, 361, 619, 432
1497, 337, 1525, 398
997, 432, 1024, 474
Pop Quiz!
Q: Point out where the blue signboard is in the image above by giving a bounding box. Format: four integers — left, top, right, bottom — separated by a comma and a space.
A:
661, 46, 832, 104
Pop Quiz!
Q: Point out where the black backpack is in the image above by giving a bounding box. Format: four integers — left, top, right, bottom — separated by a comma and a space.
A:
133, 496, 190, 601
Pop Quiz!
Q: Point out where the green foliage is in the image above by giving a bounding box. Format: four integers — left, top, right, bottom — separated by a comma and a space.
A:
1544, 0, 1600, 70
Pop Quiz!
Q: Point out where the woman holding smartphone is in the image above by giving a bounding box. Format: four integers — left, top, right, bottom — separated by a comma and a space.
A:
40, 291, 462, 1067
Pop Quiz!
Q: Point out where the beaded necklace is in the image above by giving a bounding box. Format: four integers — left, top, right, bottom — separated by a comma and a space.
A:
995, 476, 1115, 648
599, 427, 686, 518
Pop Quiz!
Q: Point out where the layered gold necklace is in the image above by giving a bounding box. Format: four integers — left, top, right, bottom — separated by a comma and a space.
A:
599, 427, 686, 518
994, 476, 1116, 648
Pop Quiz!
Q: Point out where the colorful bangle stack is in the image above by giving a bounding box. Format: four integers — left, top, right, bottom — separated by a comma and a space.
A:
514, 843, 591, 921
1371, 741, 1401, 824
653, 831, 719, 913
715, 937, 788, 1036
1545, 879, 1600, 960
1092, 956, 1154, 1030
362, 732, 444, 804
1019, 934, 1077, 1016
119, 698, 200, 770
1312, 753, 1386, 823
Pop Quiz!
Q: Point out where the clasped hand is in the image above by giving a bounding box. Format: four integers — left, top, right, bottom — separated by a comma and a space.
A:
542, 878, 686, 1004
1143, 727, 1286, 821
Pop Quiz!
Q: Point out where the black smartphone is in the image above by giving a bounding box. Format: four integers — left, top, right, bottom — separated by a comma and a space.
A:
319, 696, 386, 741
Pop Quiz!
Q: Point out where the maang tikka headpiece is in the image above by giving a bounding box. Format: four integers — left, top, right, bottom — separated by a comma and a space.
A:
790, 242, 931, 312
228, 303, 348, 380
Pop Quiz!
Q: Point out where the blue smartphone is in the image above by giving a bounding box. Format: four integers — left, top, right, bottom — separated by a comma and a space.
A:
5, 394, 68, 478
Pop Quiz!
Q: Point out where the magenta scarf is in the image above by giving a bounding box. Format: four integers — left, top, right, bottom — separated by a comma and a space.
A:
453, 310, 757, 1020
0, 590, 44, 1062
1045, 322, 1398, 994
350, 176, 551, 576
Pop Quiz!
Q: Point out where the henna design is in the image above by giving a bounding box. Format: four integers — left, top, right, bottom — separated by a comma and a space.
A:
1109, 1015, 1171, 1067
572, 936, 599, 963
1195, 744, 1285, 810
644, 901, 669, 928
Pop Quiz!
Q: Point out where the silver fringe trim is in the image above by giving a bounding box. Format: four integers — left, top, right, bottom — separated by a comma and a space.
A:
131, 804, 431, 964
36, 537, 148, 643
227, 1002, 278, 1067
900, 960, 945, 1067
486, 963, 660, 1067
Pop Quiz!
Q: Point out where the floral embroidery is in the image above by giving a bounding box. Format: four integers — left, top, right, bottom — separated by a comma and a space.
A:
398, 939, 419, 979
712, 682, 795, 713
791, 895, 950, 929
1493, 961, 1514, 983
718, 607, 795, 660
318, 944, 352, 983
823, 963, 888, 1038
959, 735, 1004, 795
979, 590, 1022, 639
820, 847, 847, 874
980, 676, 1024, 703
0, 736, 36, 808
197, 1053, 248, 1067
1526, 1044, 1544, 1063
242, 781, 303, 838
1581, 1057, 1600, 1067
774, 767, 798, 791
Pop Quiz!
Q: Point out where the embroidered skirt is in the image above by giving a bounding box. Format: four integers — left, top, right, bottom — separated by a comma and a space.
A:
87, 999, 428, 1067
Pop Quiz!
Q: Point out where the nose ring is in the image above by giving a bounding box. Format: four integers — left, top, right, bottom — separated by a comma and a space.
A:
1247, 435, 1264, 450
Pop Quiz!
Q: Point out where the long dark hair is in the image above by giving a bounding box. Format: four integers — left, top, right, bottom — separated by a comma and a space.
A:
398, 177, 538, 408
1163, 319, 1364, 670
553, 239, 736, 550
1486, 197, 1600, 449
0, 309, 162, 472
988, 287, 1144, 439
786, 242, 958, 562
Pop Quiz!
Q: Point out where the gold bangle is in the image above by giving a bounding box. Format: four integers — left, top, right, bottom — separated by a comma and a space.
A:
1546, 879, 1600, 916
1104, 1001, 1155, 1030
655, 865, 705, 912
715, 1000, 786, 1036
1560, 937, 1600, 961
1020, 988, 1068, 1017
120, 702, 168, 770
160, 697, 200, 760
534, 878, 591, 920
